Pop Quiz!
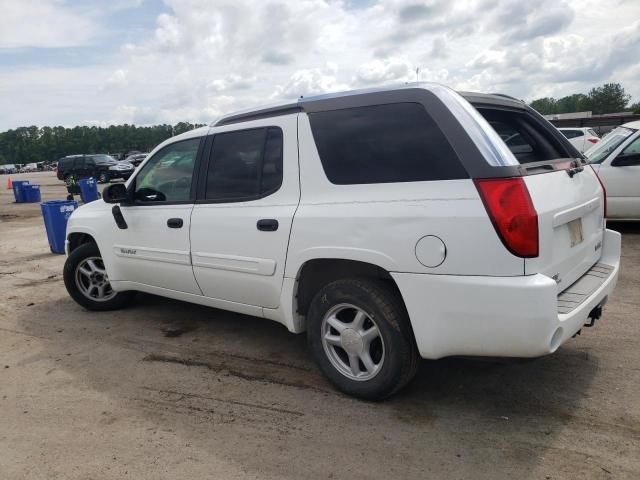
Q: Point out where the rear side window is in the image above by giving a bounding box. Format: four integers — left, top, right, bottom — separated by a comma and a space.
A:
205, 127, 283, 201
308, 103, 467, 184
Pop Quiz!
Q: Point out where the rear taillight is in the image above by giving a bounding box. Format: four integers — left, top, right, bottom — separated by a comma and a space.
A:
474, 177, 539, 258
589, 165, 607, 219
587, 137, 599, 144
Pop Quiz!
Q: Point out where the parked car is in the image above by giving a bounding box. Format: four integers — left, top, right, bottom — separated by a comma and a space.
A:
586, 121, 640, 220
63, 84, 620, 400
0, 164, 17, 174
21, 163, 38, 172
558, 127, 600, 153
56, 154, 135, 184
123, 153, 148, 167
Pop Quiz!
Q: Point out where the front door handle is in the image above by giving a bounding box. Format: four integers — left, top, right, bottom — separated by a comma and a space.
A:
257, 219, 279, 231
167, 218, 183, 228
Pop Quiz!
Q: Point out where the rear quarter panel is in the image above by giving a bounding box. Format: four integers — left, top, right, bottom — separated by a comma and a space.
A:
286, 114, 524, 279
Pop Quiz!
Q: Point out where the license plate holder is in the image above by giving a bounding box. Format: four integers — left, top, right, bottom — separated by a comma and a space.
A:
568, 218, 584, 247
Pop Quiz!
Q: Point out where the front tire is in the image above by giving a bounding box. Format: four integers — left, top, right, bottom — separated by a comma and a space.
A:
307, 278, 419, 400
63, 242, 134, 311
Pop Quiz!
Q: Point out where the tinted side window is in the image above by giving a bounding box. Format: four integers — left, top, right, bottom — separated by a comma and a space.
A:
205, 127, 283, 201
308, 103, 466, 184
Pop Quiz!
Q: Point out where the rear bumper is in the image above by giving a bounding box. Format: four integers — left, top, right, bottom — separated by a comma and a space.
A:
392, 229, 621, 359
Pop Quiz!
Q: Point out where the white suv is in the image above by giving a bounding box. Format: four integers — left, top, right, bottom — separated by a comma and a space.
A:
63, 84, 620, 400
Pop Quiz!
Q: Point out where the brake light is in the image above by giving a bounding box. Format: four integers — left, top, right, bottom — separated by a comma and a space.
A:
474, 177, 539, 258
587, 138, 599, 144
589, 165, 607, 219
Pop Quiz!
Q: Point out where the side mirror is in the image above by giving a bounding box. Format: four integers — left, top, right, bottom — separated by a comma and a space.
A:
611, 153, 640, 167
102, 183, 129, 203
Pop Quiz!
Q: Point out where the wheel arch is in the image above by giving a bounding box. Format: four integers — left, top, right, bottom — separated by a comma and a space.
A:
67, 232, 97, 253
292, 258, 406, 330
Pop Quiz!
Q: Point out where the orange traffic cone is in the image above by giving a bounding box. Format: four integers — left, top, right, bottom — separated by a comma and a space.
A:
7, 177, 12, 190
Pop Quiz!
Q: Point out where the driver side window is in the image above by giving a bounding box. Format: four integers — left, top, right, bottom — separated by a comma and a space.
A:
134, 138, 200, 202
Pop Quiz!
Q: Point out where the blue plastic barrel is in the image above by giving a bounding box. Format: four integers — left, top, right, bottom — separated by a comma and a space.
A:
40, 200, 78, 254
12, 180, 30, 203
78, 177, 99, 203
23, 184, 41, 203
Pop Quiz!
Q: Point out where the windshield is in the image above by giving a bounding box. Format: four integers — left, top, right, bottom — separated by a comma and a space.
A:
586, 127, 636, 164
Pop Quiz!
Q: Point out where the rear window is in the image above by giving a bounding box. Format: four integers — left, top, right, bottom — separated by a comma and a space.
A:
308, 103, 467, 185
477, 108, 575, 164
561, 129, 583, 139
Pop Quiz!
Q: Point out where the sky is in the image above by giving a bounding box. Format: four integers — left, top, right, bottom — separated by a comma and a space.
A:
0, 0, 638, 130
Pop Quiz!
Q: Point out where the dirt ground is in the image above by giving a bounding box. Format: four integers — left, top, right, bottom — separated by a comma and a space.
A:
0, 171, 639, 479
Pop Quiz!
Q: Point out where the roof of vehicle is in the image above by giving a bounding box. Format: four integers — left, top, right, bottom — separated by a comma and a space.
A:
622, 120, 640, 130
210, 83, 528, 127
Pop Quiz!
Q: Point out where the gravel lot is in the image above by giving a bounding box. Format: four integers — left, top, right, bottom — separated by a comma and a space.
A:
1, 171, 639, 479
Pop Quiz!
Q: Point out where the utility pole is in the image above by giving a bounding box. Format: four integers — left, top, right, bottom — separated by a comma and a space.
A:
416, 67, 420, 83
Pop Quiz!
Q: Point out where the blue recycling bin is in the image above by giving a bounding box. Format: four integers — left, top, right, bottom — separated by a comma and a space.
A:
23, 184, 41, 203
78, 177, 99, 203
12, 180, 30, 203
40, 200, 78, 254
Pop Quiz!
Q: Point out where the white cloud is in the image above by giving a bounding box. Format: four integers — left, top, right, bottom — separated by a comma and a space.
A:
354, 58, 413, 86
0, 0, 98, 48
1, 0, 639, 129
102, 69, 129, 90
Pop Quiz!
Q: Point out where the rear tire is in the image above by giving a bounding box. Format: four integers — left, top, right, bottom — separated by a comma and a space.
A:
63, 242, 134, 311
307, 278, 419, 400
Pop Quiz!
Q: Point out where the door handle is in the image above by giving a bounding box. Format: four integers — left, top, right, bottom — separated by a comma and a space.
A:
167, 218, 183, 228
257, 219, 279, 231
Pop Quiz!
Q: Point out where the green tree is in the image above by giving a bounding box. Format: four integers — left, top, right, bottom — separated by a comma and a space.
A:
529, 97, 557, 115
555, 93, 591, 114
627, 101, 640, 114
587, 83, 630, 114
0, 123, 205, 164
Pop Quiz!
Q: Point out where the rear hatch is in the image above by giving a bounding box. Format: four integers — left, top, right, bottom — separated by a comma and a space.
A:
523, 167, 604, 291
464, 95, 605, 290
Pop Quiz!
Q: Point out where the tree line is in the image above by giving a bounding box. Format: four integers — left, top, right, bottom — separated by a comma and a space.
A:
1, 82, 638, 164
0, 122, 205, 165
529, 83, 639, 116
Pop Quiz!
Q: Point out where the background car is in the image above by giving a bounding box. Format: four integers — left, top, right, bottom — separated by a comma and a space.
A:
558, 127, 600, 153
56, 154, 135, 184
0, 164, 17, 174
123, 153, 148, 166
587, 121, 640, 220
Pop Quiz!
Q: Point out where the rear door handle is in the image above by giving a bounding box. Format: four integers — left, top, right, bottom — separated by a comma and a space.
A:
257, 219, 279, 231
167, 218, 183, 228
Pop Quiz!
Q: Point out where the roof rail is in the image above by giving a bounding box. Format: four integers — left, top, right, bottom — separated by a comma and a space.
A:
489, 93, 523, 102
